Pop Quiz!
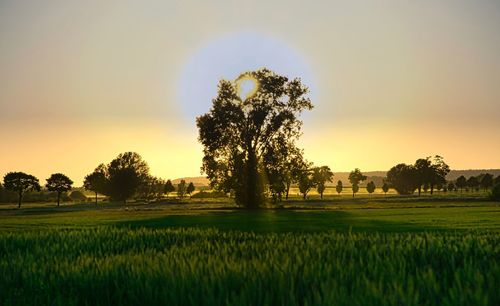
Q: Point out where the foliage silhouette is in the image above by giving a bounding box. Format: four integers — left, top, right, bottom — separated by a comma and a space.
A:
3, 172, 41, 208
46, 173, 73, 206
83, 164, 108, 204
349, 168, 366, 197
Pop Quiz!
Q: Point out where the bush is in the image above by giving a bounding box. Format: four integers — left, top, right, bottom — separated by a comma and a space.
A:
191, 190, 227, 199
490, 183, 500, 201
70, 190, 88, 202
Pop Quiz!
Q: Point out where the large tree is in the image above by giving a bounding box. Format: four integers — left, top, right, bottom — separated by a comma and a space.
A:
46, 173, 73, 207
83, 164, 108, 204
196, 68, 313, 208
386, 164, 418, 195
3, 172, 41, 208
427, 155, 450, 195
107, 152, 150, 204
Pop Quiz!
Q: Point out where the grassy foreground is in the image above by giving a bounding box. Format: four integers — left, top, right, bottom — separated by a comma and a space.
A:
0, 200, 499, 305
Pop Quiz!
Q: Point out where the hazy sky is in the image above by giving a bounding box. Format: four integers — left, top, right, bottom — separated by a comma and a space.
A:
1, 0, 500, 185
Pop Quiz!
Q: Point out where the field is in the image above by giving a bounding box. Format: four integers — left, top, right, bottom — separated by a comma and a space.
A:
1, 196, 499, 305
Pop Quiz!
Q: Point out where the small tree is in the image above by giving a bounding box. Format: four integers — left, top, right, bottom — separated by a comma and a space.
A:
164, 180, 175, 198
382, 182, 389, 195
177, 180, 187, 199
336, 180, 343, 195
456, 175, 467, 192
186, 182, 195, 197
352, 183, 359, 197
298, 172, 314, 200
447, 181, 455, 192
3, 172, 41, 208
46, 173, 73, 207
312, 166, 333, 199
83, 164, 108, 205
467, 176, 479, 192
366, 181, 376, 194
349, 168, 366, 197
480, 173, 494, 191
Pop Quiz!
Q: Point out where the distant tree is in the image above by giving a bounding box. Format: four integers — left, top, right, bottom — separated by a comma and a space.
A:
69, 190, 87, 202
447, 181, 455, 192
467, 176, 479, 192
428, 156, 450, 195
312, 166, 334, 199
352, 183, 359, 196
83, 164, 108, 204
382, 182, 389, 195
177, 180, 187, 199
495, 175, 500, 186
298, 172, 314, 200
3, 172, 41, 208
414, 158, 432, 196
336, 180, 343, 195
164, 180, 175, 198
46, 173, 73, 207
480, 173, 494, 191
366, 181, 376, 194
491, 183, 500, 201
386, 164, 418, 195
456, 175, 467, 192
349, 168, 367, 197
187, 182, 195, 197
107, 152, 150, 204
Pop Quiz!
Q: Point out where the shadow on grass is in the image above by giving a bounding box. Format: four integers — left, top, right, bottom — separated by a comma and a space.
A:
114, 210, 450, 233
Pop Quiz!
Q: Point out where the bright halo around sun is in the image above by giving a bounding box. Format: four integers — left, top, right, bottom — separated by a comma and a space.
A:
177, 31, 316, 121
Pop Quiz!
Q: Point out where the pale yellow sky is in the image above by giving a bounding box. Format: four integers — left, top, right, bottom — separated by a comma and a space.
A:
1, 0, 499, 185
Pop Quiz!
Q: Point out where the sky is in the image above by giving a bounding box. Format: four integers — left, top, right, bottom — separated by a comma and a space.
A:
1, 0, 500, 185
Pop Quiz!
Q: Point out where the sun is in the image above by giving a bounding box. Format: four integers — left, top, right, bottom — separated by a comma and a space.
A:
235, 73, 259, 101
177, 31, 315, 121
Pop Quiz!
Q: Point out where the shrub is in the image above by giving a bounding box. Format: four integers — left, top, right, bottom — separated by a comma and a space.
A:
70, 190, 88, 202
191, 190, 227, 199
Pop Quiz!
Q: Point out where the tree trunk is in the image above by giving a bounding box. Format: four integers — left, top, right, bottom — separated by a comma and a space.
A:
95, 192, 98, 205
418, 186, 421, 196
430, 184, 434, 195
245, 146, 262, 208
320, 192, 323, 199
18, 190, 22, 209
57, 192, 61, 207
285, 183, 291, 200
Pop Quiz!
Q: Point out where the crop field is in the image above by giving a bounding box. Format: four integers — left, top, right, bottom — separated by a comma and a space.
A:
0, 199, 499, 305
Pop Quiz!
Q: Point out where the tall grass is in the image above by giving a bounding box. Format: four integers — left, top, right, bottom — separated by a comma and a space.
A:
0, 227, 498, 306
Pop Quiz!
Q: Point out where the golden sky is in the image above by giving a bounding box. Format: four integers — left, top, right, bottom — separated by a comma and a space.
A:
1, 0, 500, 185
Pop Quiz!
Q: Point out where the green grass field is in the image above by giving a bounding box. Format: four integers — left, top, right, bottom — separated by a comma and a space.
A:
1, 197, 499, 305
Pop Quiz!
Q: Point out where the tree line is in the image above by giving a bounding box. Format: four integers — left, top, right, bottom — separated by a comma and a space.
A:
0, 152, 196, 208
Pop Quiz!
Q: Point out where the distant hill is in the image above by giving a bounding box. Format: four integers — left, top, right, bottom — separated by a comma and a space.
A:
174, 169, 500, 187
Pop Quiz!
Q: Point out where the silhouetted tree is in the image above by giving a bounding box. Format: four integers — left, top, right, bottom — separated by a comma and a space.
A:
46, 173, 73, 207
336, 180, 343, 195
386, 164, 418, 195
298, 171, 314, 200
428, 156, 450, 195
495, 175, 500, 186
83, 164, 108, 204
366, 181, 376, 194
177, 180, 187, 199
382, 182, 389, 195
187, 182, 195, 197
69, 190, 87, 202
3, 172, 41, 208
164, 180, 175, 198
312, 166, 334, 199
349, 168, 366, 197
480, 173, 494, 191
467, 176, 479, 192
196, 68, 313, 208
414, 158, 432, 196
456, 175, 467, 192
107, 152, 150, 204
447, 181, 456, 192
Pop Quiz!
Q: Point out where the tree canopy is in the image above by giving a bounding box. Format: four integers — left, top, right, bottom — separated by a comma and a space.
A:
3, 172, 41, 208
196, 68, 313, 208
46, 173, 73, 206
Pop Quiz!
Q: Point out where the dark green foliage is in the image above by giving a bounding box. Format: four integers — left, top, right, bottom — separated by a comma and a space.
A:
3, 172, 41, 208
177, 179, 187, 199
382, 182, 389, 195
186, 182, 195, 196
386, 164, 418, 195
83, 164, 108, 204
366, 181, 376, 194
164, 180, 175, 197
480, 173, 494, 190
0, 228, 498, 306
448, 181, 456, 192
69, 191, 87, 202
312, 166, 333, 199
490, 183, 500, 201
190, 190, 227, 198
107, 152, 150, 203
298, 171, 314, 199
467, 176, 479, 191
349, 168, 366, 197
46, 173, 73, 206
196, 68, 313, 208
456, 175, 467, 192
336, 180, 343, 195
